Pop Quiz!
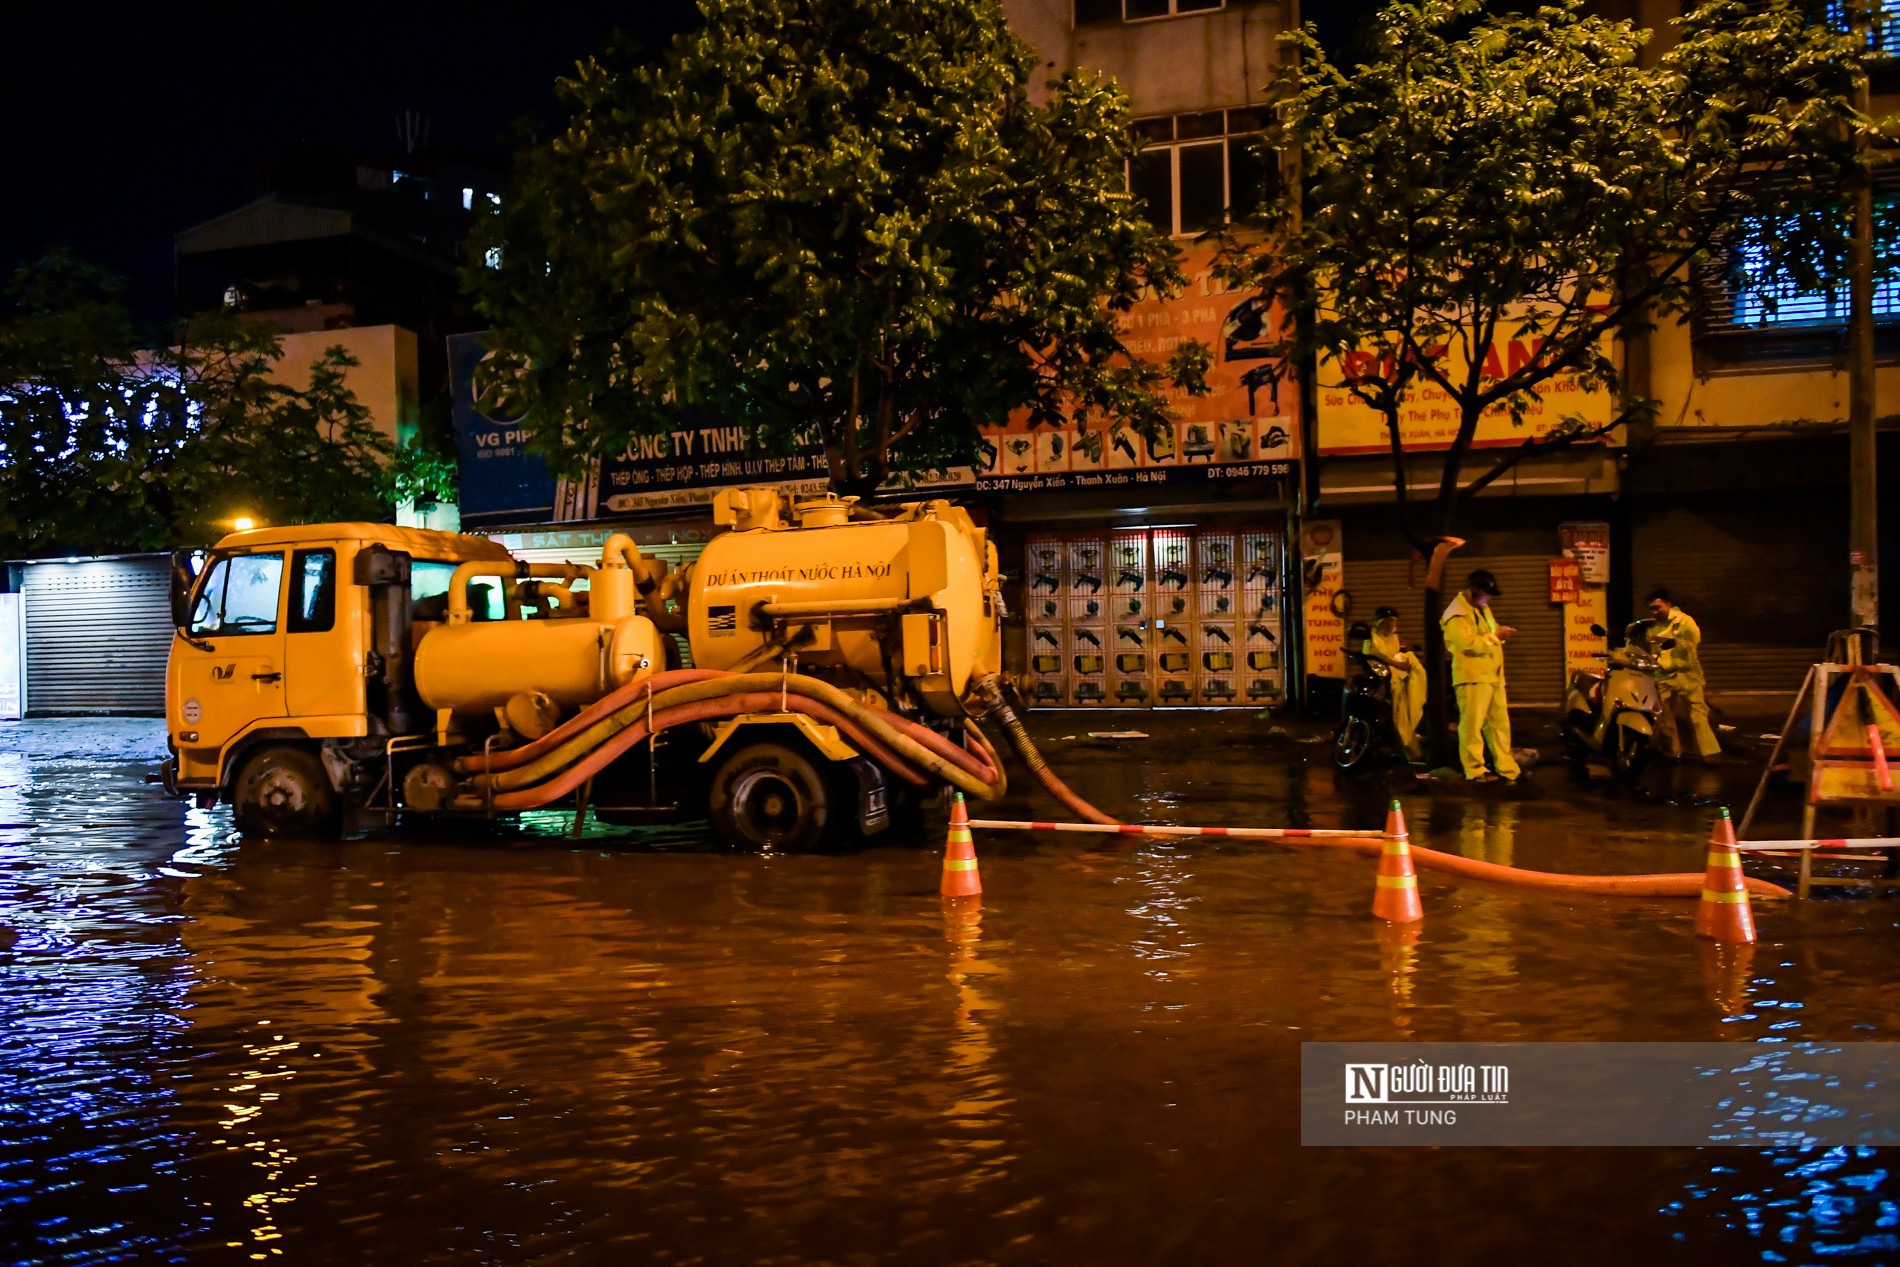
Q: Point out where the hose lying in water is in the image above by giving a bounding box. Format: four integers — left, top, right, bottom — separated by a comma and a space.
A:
964, 676, 1792, 900
972, 675, 1118, 826
1328, 837, 1790, 899
456, 670, 1006, 810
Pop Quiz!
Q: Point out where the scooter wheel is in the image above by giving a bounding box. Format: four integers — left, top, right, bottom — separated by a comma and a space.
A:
1610, 726, 1650, 780
1334, 717, 1375, 770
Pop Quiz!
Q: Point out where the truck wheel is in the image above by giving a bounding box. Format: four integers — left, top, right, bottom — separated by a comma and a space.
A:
709, 741, 834, 851
232, 746, 340, 838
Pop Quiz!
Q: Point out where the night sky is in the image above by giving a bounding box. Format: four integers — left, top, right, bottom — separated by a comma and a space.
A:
1, 2, 700, 322
2, 1, 1374, 325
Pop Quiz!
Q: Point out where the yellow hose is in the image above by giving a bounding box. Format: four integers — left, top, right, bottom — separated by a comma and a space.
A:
963, 719, 1007, 801
473, 671, 1005, 801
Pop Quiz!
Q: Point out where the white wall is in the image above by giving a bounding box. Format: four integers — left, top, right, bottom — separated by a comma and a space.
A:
271, 324, 419, 444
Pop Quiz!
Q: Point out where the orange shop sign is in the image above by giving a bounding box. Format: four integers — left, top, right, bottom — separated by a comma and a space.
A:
1548, 558, 1582, 605
1314, 316, 1615, 457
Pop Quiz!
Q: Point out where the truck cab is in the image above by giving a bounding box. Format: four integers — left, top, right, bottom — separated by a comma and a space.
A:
165, 523, 514, 832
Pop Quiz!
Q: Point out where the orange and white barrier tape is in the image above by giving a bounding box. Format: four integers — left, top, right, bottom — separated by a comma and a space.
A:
964, 818, 1378, 841
1738, 837, 1900, 853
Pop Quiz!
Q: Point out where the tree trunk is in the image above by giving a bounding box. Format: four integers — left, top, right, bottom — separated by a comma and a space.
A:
830, 468, 883, 501
1421, 581, 1453, 770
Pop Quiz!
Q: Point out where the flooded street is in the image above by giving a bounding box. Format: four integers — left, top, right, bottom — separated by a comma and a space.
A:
3, 713, 1899, 1265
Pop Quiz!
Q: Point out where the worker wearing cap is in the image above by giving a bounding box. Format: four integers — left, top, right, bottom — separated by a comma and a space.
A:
1646, 587, 1720, 765
1362, 606, 1425, 760
1441, 569, 1521, 782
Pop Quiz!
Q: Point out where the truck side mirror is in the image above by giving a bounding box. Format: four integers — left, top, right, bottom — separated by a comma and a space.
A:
169, 550, 201, 627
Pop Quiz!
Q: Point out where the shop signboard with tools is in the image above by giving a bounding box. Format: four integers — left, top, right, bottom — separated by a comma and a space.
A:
977, 244, 1300, 494
450, 332, 971, 527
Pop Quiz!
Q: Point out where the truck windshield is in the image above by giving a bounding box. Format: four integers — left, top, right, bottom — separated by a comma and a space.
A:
187, 553, 285, 637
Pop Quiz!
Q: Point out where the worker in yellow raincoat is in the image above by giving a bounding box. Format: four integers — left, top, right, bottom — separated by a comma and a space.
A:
1362, 606, 1426, 761
1441, 570, 1521, 783
1646, 587, 1720, 764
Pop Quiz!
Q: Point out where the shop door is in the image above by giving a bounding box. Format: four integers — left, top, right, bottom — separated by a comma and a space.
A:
1024, 526, 1287, 708
21, 557, 174, 715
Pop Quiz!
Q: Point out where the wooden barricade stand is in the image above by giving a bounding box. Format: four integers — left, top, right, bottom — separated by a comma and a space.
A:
1741, 629, 1900, 898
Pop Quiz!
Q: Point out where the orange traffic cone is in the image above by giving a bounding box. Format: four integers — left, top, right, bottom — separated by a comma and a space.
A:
1372, 799, 1424, 924
941, 792, 982, 898
1695, 807, 1757, 944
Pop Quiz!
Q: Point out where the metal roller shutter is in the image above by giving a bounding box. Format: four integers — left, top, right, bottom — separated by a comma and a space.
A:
22, 557, 174, 716
1632, 495, 1840, 695
1342, 553, 1567, 705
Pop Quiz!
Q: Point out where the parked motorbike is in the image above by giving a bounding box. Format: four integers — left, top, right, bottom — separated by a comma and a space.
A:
1335, 622, 1401, 771
1561, 621, 1673, 779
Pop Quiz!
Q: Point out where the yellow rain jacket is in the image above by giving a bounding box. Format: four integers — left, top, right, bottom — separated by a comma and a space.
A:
1441, 592, 1505, 686
1364, 627, 1426, 752
1647, 608, 1705, 688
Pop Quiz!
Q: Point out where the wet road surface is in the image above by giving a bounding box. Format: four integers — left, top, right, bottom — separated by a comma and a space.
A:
3, 712, 1899, 1264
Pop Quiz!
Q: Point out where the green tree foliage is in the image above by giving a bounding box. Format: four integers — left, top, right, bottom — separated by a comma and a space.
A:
468, 0, 1208, 498
0, 252, 400, 557
1235, 0, 1875, 757
0, 251, 174, 555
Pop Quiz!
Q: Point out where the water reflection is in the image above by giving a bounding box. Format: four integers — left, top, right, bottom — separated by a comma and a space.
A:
2, 716, 1900, 1264
1668, 1146, 1900, 1259
1374, 922, 1422, 1037
1454, 800, 1518, 866
1698, 941, 1757, 1019
940, 896, 1012, 1176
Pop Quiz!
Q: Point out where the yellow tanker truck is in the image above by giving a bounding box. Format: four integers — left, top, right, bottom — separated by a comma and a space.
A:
159, 487, 1025, 848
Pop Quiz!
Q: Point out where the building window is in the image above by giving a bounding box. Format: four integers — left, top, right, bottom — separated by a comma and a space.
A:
1823, 2, 1900, 57
1127, 109, 1274, 237
1713, 205, 1900, 330
1076, 0, 1222, 25
462, 187, 475, 211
